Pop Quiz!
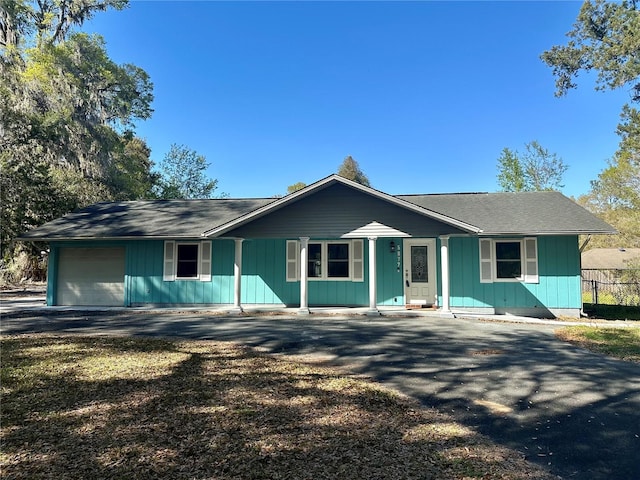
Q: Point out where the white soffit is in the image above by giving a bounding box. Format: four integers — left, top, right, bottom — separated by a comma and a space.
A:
340, 221, 411, 238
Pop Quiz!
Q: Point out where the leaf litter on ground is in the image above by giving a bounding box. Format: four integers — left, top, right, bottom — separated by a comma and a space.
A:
1, 334, 558, 479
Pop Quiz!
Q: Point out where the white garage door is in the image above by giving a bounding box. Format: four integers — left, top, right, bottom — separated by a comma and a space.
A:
57, 247, 125, 306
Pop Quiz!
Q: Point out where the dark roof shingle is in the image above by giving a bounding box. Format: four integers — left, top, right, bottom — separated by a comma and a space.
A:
20, 198, 274, 240
19, 177, 616, 240
397, 191, 616, 235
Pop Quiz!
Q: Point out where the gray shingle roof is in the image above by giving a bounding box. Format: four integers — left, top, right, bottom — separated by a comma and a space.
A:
397, 191, 616, 235
19, 198, 274, 240
19, 177, 616, 241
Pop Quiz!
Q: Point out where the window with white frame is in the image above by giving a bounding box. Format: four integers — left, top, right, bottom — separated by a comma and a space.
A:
307, 241, 350, 279
479, 238, 538, 284
163, 241, 212, 282
327, 243, 350, 278
286, 239, 364, 282
308, 243, 323, 278
177, 244, 199, 278
495, 240, 522, 280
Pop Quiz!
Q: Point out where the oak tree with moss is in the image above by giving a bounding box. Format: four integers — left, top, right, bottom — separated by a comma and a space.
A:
0, 0, 155, 275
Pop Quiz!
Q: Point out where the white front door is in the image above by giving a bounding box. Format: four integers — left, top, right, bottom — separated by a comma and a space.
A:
403, 239, 437, 306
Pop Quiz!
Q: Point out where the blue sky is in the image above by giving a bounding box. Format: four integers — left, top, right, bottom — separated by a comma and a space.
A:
85, 1, 629, 199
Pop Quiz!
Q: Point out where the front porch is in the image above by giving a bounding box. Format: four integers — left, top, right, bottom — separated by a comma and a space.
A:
224, 235, 455, 316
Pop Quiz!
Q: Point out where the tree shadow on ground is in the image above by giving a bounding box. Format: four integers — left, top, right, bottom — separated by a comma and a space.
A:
2, 311, 639, 479
1, 335, 555, 480
583, 303, 640, 320
179, 315, 640, 480
259, 318, 640, 480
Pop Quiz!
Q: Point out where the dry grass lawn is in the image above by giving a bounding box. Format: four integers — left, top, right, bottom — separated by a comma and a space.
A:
555, 326, 640, 363
1, 334, 557, 479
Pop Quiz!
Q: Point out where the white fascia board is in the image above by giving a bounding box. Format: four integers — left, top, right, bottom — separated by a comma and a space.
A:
203, 174, 481, 237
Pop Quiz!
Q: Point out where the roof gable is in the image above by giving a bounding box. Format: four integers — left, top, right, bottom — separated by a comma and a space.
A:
216, 181, 474, 238
19, 175, 616, 241
204, 175, 480, 237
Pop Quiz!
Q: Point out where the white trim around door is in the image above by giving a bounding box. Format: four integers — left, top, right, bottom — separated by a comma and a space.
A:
403, 239, 437, 306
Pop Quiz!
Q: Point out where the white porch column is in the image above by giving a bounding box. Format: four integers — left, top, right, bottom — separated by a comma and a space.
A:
440, 235, 451, 313
298, 237, 310, 315
367, 237, 380, 316
233, 238, 244, 312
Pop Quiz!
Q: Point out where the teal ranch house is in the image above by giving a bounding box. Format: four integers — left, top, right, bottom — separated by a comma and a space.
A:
21, 175, 615, 318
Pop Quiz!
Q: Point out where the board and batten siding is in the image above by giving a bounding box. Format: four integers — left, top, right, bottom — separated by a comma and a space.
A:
127, 239, 300, 306
284, 238, 369, 306
48, 235, 581, 312
49, 238, 402, 307
447, 235, 581, 312
127, 238, 392, 306
127, 238, 384, 306
241, 239, 300, 305
281, 237, 403, 306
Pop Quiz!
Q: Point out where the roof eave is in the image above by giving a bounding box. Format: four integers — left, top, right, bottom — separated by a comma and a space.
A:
478, 230, 618, 236
17, 235, 208, 242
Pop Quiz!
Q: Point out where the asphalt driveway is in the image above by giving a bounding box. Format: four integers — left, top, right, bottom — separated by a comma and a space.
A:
2, 309, 639, 480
